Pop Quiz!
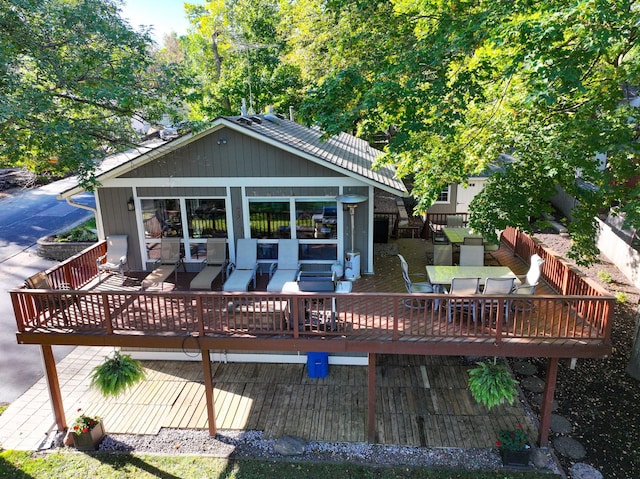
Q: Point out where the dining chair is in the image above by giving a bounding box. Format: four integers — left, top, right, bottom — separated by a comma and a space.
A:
480, 277, 516, 323
446, 215, 464, 227
433, 243, 453, 266
463, 237, 484, 245
459, 245, 484, 266
398, 254, 433, 309
446, 277, 480, 322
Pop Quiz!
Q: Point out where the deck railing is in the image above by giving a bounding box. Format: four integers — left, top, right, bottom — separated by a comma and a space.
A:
11, 230, 614, 351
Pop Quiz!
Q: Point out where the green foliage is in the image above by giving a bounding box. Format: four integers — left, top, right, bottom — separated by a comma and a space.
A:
71, 409, 101, 434
497, 425, 529, 451
597, 271, 613, 284
615, 291, 628, 303
90, 351, 146, 398
468, 361, 518, 410
0, 0, 185, 187
53, 225, 98, 243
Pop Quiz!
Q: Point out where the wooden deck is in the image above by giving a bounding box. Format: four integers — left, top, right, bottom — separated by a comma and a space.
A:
74, 354, 532, 447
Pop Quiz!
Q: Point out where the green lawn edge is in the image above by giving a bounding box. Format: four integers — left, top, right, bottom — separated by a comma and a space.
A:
0, 450, 559, 478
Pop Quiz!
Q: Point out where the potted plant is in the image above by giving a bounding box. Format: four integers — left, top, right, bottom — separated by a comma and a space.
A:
496, 424, 531, 468
90, 350, 146, 397
70, 409, 104, 451
467, 359, 518, 409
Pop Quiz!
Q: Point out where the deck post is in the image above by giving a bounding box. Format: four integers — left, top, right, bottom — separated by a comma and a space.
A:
201, 348, 217, 436
538, 357, 559, 447
41, 345, 67, 431
367, 352, 376, 442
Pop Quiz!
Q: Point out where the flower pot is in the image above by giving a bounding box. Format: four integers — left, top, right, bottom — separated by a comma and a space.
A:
500, 447, 531, 469
72, 422, 105, 451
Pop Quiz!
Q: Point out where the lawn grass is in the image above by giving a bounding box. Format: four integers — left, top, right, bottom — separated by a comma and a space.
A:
0, 451, 559, 478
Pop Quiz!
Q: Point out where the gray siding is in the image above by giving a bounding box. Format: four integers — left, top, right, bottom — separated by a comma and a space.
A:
122, 128, 341, 180
98, 187, 143, 269
137, 187, 227, 197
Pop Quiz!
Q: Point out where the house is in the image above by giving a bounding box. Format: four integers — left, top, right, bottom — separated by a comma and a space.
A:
59, 114, 408, 278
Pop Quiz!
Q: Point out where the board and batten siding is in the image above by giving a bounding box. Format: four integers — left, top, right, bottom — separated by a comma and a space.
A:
120, 128, 342, 180
97, 187, 142, 268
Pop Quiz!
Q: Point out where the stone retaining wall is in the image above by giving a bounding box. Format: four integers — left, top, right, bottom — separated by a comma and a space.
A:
36, 236, 96, 261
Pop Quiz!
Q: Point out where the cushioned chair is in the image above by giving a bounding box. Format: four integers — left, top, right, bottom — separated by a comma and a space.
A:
446, 277, 480, 322
96, 235, 128, 280
398, 254, 433, 309
142, 238, 183, 290
517, 254, 545, 289
189, 238, 228, 290
480, 277, 516, 323
459, 245, 484, 266
267, 239, 300, 292
223, 239, 259, 292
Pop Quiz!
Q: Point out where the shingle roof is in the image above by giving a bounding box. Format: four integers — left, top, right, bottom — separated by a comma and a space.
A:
222, 115, 406, 193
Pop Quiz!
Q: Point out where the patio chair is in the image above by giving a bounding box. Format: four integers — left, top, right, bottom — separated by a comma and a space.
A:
446, 277, 480, 322
96, 235, 128, 280
223, 238, 259, 292
463, 236, 484, 245
398, 254, 433, 309
433, 243, 453, 266
459, 245, 484, 266
189, 238, 228, 290
267, 239, 300, 292
142, 238, 184, 290
480, 277, 516, 323
446, 215, 464, 227
25, 271, 79, 323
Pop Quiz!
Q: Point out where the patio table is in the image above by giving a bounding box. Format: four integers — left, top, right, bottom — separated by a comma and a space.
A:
442, 227, 484, 244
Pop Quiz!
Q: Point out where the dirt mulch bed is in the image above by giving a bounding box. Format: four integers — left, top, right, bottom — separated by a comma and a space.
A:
513, 232, 640, 479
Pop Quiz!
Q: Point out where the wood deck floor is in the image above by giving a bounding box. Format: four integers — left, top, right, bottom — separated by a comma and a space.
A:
73, 354, 533, 447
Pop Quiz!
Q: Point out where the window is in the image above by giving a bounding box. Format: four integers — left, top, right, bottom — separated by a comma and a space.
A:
141, 198, 228, 263
248, 198, 338, 263
435, 186, 450, 203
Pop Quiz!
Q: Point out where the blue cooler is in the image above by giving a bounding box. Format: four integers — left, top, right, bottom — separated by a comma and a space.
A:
307, 352, 329, 378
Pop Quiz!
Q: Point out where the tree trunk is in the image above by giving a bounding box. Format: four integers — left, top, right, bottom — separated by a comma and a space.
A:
626, 303, 640, 380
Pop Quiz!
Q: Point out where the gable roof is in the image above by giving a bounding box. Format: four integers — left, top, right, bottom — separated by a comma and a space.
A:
59, 115, 407, 199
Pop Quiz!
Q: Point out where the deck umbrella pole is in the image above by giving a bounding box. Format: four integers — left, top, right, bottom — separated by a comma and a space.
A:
367, 352, 376, 442
41, 345, 66, 431
537, 357, 559, 447
201, 349, 217, 435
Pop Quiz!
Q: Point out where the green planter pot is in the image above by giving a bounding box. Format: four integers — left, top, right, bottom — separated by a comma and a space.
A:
500, 447, 531, 469
72, 422, 105, 451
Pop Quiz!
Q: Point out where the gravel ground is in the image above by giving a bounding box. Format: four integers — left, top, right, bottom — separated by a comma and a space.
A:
98, 428, 506, 470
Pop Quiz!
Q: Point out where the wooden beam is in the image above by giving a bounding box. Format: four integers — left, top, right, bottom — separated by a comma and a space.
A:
538, 357, 559, 447
367, 352, 376, 443
41, 345, 66, 431
201, 349, 217, 436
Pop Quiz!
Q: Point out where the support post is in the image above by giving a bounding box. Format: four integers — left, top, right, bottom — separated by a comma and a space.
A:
367, 352, 376, 443
201, 348, 217, 436
538, 357, 559, 447
41, 345, 66, 431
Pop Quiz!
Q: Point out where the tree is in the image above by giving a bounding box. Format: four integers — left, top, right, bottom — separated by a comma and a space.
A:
294, 0, 640, 265
0, 0, 182, 189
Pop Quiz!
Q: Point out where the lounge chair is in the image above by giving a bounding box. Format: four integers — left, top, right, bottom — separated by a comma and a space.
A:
96, 235, 128, 280
189, 238, 228, 290
142, 238, 183, 290
25, 271, 79, 322
267, 239, 300, 292
223, 239, 259, 292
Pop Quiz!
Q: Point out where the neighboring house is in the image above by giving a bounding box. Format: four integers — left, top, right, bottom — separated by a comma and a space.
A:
59, 114, 408, 276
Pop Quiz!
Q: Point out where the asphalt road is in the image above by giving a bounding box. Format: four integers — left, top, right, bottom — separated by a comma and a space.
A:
0, 177, 95, 404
